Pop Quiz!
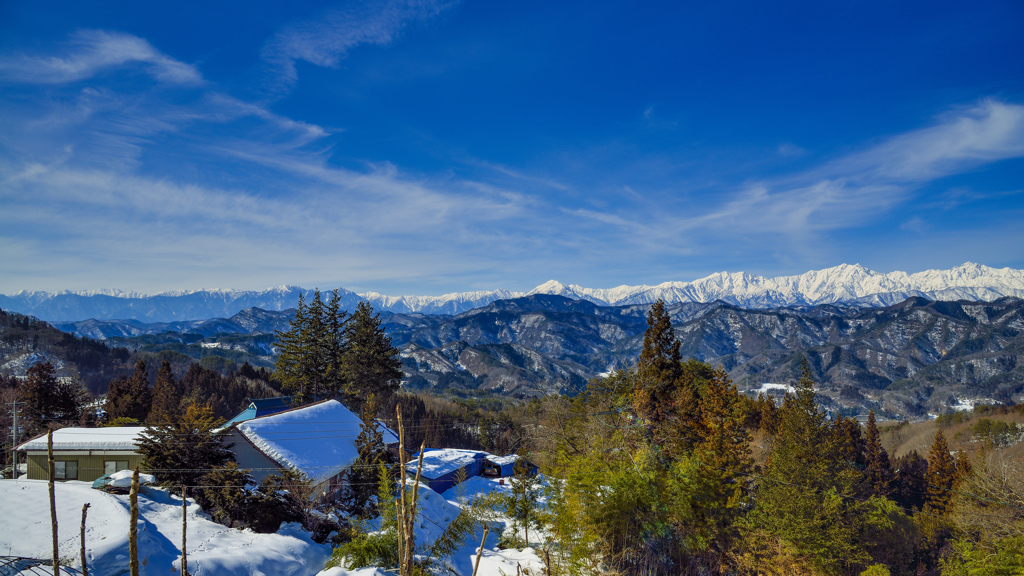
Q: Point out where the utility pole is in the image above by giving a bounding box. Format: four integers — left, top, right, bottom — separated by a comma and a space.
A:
7, 401, 21, 478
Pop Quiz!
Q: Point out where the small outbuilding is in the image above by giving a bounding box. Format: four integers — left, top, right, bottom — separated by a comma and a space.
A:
406, 449, 489, 494
15, 427, 145, 482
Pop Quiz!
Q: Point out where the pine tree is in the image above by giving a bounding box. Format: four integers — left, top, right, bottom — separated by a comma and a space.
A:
275, 292, 309, 402
632, 300, 683, 430
506, 450, 543, 547
105, 360, 153, 423
742, 357, 869, 574
325, 289, 350, 401
690, 369, 752, 547
147, 360, 180, 425
137, 402, 233, 488
925, 429, 957, 514
340, 422, 389, 518
863, 411, 894, 498
343, 301, 402, 419
18, 361, 85, 433
301, 289, 330, 401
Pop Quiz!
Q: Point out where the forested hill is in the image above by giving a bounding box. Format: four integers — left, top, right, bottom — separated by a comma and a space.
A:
0, 308, 131, 393
43, 295, 1024, 418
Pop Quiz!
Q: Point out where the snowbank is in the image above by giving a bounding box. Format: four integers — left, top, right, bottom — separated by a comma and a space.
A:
0, 479, 331, 576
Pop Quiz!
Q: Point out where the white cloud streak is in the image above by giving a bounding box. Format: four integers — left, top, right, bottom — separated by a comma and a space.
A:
0, 30, 202, 85
262, 0, 457, 93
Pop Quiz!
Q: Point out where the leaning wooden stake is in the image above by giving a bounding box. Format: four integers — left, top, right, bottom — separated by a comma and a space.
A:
181, 486, 187, 576
395, 406, 426, 576
48, 430, 59, 576
472, 525, 490, 576
80, 503, 90, 576
129, 468, 140, 576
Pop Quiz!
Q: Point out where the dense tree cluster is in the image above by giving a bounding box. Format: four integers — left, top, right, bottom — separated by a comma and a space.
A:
530, 300, 998, 576
275, 292, 401, 417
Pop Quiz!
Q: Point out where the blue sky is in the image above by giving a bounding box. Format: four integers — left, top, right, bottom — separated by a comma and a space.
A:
1, 0, 1022, 296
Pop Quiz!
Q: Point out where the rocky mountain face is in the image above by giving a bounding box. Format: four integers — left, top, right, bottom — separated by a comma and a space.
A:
43, 294, 1024, 417
4, 262, 1024, 321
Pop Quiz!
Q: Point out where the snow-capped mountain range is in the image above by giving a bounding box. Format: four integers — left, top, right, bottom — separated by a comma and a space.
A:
2, 262, 1023, 322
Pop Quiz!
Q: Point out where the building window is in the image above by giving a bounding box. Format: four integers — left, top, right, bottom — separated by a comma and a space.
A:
104, 460, 129, 475
55, 460, 78, 480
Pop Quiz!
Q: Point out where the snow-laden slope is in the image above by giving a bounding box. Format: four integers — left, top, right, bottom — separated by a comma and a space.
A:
0, 479, 331, 576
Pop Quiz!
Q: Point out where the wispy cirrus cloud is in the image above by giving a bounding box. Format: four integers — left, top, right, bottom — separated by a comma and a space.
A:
261, 0, 458, 94
0, 30, 202, 85
576, 100, 1024, 244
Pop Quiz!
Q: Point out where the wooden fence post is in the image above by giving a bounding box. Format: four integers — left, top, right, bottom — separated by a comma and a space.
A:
129, 467, 139, 576
48, 430, 59, 576
181, 486, 187, 576
80, 503, 90, 576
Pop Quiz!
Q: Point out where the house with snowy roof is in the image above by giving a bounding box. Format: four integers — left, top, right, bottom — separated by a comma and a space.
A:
406, 449, 538, 493
223, 399, 385, 501
15, 427, 145, 482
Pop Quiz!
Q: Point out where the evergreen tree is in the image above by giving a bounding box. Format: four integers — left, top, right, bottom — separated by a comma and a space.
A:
339, 422, 389, 518
741, 357, 869, 574
925, 429, 957, 514
325, 289, 350, 401
105, 360, 153, 422
343, 301, 402, 419
18, 361, 86, 432
300, 289, 330, 401
147, 360, 180, 425
891, 451, 928, 511
863, 411, 894, 498
506, 450, 543, 547
137, 402, 233, 488
632, 300, 683, 431
689, 369, 752, 548
275, 292, 310, 401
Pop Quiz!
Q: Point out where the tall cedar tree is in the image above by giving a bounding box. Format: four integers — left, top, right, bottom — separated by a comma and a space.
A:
864, 411, 894, 497
137, 402, 233, 488
892, 451, 928, 511
744, 358, 868, 574
925, 428, 957, 514
690, 368, 753, 548
275, 290, 349, 404
343, 301, 402, 419
147, 360, 180, 425
633, 300, 683, 430
104, 360, 152, 423
19, 361, 85, 433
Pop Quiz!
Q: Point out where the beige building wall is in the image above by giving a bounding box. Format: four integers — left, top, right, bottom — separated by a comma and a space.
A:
25, 451, 142, 482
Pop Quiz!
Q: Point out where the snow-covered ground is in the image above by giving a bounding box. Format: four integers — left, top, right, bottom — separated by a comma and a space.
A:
0, 479, 331, 576
1, 474, 549, 576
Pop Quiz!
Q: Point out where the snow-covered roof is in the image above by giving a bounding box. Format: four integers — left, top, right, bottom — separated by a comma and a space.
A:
407, 449, 487, 479
235, 399, 363, 485
16, 427, 146, 452
375, 422, 399, 445
485, 455, 518, 466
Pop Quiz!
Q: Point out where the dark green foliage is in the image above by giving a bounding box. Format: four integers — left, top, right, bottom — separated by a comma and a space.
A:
247, 470, 306, 533
925, 429, 957, 514
971, 418, 1021, 447
327, 464, 400, 570
891, 451, 928, 512
147, 360, 180, 425
275, 290, 350, 405
104, 360, 153, 423
201, 463, 254, 527
339, 422, 390, 519
137, 402, 234, 489
505, 451, 543, 547
198, 465, 304, 532
18, 361, 86, 433
864, 411, 894, 498
343, 301, 402, 419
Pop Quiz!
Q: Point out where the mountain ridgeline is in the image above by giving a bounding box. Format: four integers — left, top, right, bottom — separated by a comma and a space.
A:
39, 294, 1024, 419
5, 262, 1024, 322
